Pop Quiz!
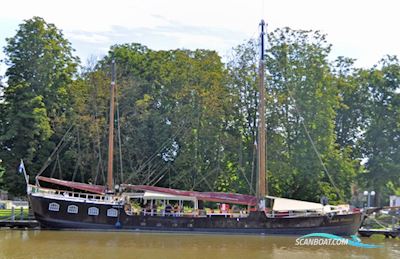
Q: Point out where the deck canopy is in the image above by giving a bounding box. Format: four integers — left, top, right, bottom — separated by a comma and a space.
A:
37, 176, 106, 195
266, 196, 324, 211
122, 184, 257, 206
143, 191, 197, 202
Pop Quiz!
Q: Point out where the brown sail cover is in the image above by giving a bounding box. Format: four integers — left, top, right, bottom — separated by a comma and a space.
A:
36, 177, 257, 205
123, 184, 257, 206
37, 176, 106, 194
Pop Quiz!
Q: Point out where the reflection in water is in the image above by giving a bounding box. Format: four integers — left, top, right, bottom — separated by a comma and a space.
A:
0, 230, 399, 259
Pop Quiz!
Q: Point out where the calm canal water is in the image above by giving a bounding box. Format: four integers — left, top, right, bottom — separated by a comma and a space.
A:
0, 230, 399, 259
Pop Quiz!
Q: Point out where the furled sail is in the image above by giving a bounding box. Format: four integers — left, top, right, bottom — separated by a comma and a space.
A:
37, 176, 106, 194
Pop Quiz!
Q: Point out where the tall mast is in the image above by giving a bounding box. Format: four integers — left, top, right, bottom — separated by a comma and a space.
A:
257, 20, 267, 204
107, 60, 116, 191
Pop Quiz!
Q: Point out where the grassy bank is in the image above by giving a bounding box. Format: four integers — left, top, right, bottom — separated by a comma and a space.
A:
0, 208, 29, 220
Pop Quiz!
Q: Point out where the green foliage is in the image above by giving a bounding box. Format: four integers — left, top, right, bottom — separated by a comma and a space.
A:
99, 45, 231, 191
225, 29, 361, 203
265, 28, 359, 202
333, 57, 368, 155
0, 160, 5, 188
0, 17, 78, 196
361, 56, 400, 205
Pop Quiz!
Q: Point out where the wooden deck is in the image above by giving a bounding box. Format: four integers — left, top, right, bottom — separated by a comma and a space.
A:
0, 219, 39, 229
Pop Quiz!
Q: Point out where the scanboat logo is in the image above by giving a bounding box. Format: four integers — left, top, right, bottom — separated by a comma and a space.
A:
295, 233, 383, 248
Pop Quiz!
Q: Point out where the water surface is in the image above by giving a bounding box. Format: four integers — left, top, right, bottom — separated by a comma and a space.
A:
0, 230, 399, 259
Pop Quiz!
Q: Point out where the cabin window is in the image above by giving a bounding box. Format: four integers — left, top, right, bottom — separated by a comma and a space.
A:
107, 208, 118, 217
88, 207, 99, 216
67, 205, 78, 214
48, 202, 60, 212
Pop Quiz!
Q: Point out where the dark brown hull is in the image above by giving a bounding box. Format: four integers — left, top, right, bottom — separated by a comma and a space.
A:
29, 194, 362, 236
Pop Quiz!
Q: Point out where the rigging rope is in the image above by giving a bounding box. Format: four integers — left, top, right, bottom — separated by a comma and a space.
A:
71, 128, 81, 182
143, 158, 168, 185
115, 84, 124, 184
123, 119, 189, 184
93, 115, 105, 185
372, 217, 391, 229
148, 166, 170, 186
37, 125, 74, 178
286, 88, 344, 201
192, 167, 216, 191
250, 141, 257, 195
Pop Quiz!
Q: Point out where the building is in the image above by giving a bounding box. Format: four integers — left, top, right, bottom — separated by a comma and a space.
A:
389, 195, 400, 207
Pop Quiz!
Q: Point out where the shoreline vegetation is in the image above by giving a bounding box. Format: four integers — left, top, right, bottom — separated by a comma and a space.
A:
0, 17, 399, 207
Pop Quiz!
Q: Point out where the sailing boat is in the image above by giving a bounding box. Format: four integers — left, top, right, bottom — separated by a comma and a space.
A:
27, 20, 362, 235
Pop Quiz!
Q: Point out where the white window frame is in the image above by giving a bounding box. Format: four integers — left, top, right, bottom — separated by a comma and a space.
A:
88, 207, 99, 216
48, 202, 60, 212
107, 208, 118, 217
67, 205, 79, 214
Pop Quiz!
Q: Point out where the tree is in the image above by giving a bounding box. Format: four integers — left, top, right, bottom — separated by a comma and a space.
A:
361, 56, 400, 205
0, 17, 79, 196
226, 28, 360, 203
0, 160, 5, 189
332, 57, 369, 159
225, 40, 260, 194
49, 44, 231, 192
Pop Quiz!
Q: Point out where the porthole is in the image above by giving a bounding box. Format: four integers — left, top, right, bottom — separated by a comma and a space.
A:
88, 207, 99, 216
67, 205, 78, 214
107, 208, 118, 217
48, 202, 60, 212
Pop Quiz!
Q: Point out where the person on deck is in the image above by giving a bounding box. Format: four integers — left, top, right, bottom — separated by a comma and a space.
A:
173, 203, 182, 216
165, 203, 173, 216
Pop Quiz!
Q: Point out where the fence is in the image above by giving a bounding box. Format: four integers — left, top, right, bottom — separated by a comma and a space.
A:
0, 207, 30, 221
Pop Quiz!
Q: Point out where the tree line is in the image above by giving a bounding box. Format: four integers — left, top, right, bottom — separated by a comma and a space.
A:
0, 17, 399, 206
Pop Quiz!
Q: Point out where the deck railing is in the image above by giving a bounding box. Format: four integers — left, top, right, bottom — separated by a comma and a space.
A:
29, 185, 117, 203
129, 208, 249, 218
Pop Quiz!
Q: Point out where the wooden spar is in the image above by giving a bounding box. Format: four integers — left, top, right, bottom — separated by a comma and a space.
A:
257, 19, 267, 201
107, 60, 116, 191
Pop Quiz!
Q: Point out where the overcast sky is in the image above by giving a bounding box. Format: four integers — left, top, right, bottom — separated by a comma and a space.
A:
1, 0, 399, 75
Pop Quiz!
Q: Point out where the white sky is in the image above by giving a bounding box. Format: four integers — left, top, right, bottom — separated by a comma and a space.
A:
0, 0, 399, 75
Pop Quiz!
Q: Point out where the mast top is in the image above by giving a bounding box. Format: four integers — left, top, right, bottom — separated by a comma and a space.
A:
111, 59, 116, 84
260, 19, 266, 61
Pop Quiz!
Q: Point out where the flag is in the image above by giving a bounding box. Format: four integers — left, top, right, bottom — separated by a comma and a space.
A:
18, 160, 25, 174
19, 159, 29, 187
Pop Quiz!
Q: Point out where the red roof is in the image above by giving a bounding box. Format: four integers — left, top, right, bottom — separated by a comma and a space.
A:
122, 184, 257, 206
37, 176, 106, 194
